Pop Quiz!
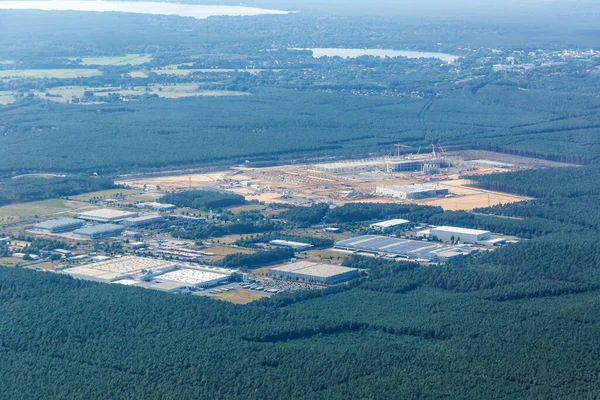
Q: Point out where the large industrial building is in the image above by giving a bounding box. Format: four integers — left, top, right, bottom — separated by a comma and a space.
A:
369, 219, 411, 230
33, 218, 84, 233
334, 235, 478, 262
270, 240, 313, 251
270, 261, 359, 284
152, 266, 233, 289
136, 202, 176, 211
72, 224, 125, 239
75, 208, 138, 223
62, 256, 178, 283
375, 184, 449, 200
429, 226, 491, 244
121, 214, 163, 227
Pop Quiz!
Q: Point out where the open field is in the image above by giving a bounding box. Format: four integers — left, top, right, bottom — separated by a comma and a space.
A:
130, 65, 276, 78
39, 83, 249, 104
0, 69, 102, 79
0, 91, 15, 104
77, 54, 152, 66
71, 188, 140, 201
0, 199, 93, 222
211, 290, 269, 304
0, 257, 25, 267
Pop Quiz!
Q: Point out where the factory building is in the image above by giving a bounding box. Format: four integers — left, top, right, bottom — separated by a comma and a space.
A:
334, 235, 478, 263
121, 214, 163, 227
152, 267, 232, 289
75, 208, 138, 223
429, 226, 491, 244
270, 261, 359, 284
33, 218, 84, 233
136, 202, 176, 211
370, 219, 411, 230
62, 256, 177, 283
270, 240, 313, 251
375, 184, 449, 200
72, 224, 125, 239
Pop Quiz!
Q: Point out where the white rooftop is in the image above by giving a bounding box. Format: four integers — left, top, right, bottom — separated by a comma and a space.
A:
76, 208, 138, 220
381, 184, 440, 193
370, 219, 411, 228
271, 261, 358, 278
155, 268, 229, 285
76, 256, 176, 274
431, 226, 490, 235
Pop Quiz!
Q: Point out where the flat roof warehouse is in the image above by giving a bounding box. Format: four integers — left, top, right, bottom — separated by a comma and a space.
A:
75, 208, 139, 223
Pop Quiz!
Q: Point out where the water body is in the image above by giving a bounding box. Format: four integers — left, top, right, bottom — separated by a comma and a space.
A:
0, 1, 289, 19
303, 48, 459, 63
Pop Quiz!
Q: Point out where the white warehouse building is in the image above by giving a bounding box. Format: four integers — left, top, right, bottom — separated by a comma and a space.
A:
429, 226, 491, 244
375, 184, 449, 200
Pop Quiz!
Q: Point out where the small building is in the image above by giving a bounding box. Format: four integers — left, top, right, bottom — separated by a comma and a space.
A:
75, 208, 138, 223
375, 184, 449, 200
429, 226, 491, 244
129, 241, 147, 249
369, 219, 411, 230
270, 261, 359, 284
323, 227, 341, 233
52, 249, 72, 256
33, 218, 85, 233
121, 214, 163, 227
270, 240, 313, 251
72, 224, 125, 239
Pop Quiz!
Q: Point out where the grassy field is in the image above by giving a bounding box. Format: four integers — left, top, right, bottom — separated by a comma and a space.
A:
132, 66, 276, 77
0, 69, 102, 79
0, 258, 24, 267
71, 188, 139, 201
39, 84, 249, 103
211, 290, 269, 304
78, 54, 152, 66
0, 91, 15, 104
0, 199, 92, 222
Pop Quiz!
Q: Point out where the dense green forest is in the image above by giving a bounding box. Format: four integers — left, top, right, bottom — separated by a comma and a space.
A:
1, 8, 600, 174
159, 189, 246, 210
0, 175, 116, 206
3, 4, 600, 398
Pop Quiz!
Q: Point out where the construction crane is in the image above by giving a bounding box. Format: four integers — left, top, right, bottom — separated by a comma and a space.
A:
431, 144, 437, 158
394, 143, 411, 158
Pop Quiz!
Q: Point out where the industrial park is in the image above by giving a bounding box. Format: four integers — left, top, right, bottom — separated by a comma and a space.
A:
0, 147, 537, 303
116, 147, 541, 211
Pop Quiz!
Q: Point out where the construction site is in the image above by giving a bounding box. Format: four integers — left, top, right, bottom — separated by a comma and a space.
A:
115, 146, 561, 211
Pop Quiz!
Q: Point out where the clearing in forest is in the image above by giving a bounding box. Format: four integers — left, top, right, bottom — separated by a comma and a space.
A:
211, 290, 270, 304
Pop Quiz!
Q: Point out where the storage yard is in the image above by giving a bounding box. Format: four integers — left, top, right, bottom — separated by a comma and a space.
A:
334, 235, 479, 262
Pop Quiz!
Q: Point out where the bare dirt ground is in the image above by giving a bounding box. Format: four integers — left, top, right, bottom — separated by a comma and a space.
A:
116, 151, 549, 211
454, 150, 576, 168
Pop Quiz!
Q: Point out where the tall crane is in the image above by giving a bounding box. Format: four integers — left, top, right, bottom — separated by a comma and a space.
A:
394, 143, 411, 158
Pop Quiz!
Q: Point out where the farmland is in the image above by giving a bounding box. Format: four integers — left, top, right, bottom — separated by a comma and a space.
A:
0, 199, 92, 222
77, 54, 152, 66
0, 68, 101, 79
